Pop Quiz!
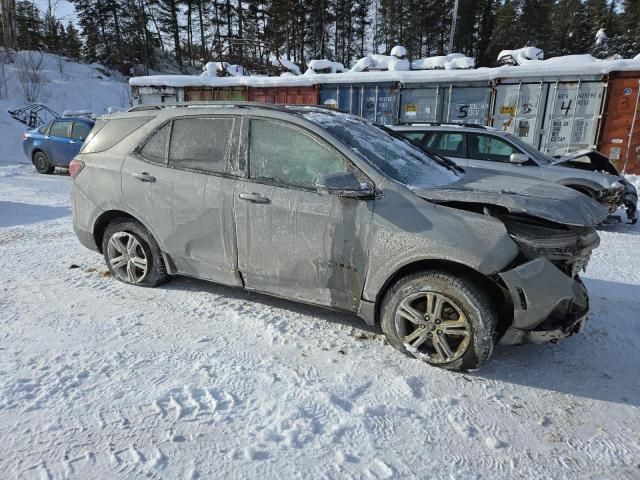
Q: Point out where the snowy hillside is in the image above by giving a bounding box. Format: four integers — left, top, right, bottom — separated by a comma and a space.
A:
0, 51, 130, 165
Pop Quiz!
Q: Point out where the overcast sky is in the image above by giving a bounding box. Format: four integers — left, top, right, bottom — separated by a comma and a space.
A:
35, 0, 77, 24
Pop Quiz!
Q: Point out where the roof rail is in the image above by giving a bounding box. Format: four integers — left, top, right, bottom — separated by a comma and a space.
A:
398, 122, 491, 129
126, 101, 335, 113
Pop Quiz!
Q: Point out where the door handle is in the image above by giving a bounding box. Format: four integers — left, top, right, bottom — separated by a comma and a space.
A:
133, 172, 156, 182
239, 192, 270, 204
69, 140, 77, 144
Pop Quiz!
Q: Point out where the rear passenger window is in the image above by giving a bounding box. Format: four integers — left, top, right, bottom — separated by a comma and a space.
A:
49, 121, 71, 138
139, 123, 170, 163
424, 132, 465, 157
71, 122, 92, 140
168, 117, 233, 174
401, 132, 426, 143
81, 117, 152, 153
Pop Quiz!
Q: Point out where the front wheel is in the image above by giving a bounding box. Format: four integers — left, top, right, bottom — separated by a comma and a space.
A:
33, 151, 54, 174
102, 219, 169, 287
380, 270, 497, 371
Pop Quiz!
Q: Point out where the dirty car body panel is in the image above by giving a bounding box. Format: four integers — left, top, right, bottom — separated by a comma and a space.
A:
71, 104, 608, 352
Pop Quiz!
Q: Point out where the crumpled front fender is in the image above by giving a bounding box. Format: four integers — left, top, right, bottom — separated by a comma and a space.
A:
498, 257, 589, 344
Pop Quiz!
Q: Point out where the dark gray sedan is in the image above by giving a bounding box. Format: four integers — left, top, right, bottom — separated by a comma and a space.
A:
70, 104, 608, 371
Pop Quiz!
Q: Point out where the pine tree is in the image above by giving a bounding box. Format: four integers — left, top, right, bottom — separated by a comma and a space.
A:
15, 0, 43, 50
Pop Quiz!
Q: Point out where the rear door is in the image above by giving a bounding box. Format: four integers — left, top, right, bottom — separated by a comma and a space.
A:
234, 118, 374, 311
70, 121, 92, 155
121, 115, 243, 285
47, 120, 77, 165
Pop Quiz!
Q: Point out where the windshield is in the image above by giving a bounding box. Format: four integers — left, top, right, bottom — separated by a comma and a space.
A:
301, 111, 462, 189
504, 133, 554, 165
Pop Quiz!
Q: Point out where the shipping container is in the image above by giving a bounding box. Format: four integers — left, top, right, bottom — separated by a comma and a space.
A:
319, 82, 398, 125
598, 71, 640, 174
184, 86, 248, 102
491, 80, 549, 147
398, 84, 443, 123
132, 85, 182, 105
539, 78, 607, 156
444, 83, 493, 125
319, 84, 361, 116
399, 82, 492, 125
248, 85, 318, 105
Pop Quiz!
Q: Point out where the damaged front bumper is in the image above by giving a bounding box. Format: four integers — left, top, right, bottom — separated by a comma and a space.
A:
497, 257, 589, 345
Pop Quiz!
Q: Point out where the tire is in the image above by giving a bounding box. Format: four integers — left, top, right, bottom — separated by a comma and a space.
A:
101, 218, 169, 288
380, 270, 497, 371
33, 151, 54, 174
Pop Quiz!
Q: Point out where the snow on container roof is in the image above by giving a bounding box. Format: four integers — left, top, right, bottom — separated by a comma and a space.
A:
130, 55, 640, 88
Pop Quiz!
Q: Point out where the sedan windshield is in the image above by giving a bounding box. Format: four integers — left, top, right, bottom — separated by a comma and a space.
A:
301, 111, 462, 189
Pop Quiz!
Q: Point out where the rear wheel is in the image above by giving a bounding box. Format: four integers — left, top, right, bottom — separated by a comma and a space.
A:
380, 270, 497, 371
102, 219, 169, 287
33, 151, 54, 174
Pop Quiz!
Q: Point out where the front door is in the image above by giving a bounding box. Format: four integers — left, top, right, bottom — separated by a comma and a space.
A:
121, 116, 243, 285
234, 118, 374, 311
465, 132, 541, 178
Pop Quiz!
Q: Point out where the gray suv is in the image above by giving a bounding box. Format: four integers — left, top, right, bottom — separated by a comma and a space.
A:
71, 104, 608, 371
391, 124, 638, 223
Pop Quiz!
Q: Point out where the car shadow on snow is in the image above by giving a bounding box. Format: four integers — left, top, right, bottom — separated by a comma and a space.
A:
163, 275, 381, 335
474, 277, 640, 408
161, 275, 638, 407
0, 201, 70, 228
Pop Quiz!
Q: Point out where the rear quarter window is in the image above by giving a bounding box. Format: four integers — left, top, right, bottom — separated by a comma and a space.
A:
81, 117, 152, 154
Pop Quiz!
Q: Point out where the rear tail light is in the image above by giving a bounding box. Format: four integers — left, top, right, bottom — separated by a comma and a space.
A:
69, 158, 85, 179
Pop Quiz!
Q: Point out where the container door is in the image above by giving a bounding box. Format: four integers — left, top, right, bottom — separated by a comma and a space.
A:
539, 81, 606, 156
320, 85, 339, 109
599, 76, 640, 173
362, 84, 398, 125
399, 86, 443, 124
444, 85, 492, 125
492, 82, 548, 148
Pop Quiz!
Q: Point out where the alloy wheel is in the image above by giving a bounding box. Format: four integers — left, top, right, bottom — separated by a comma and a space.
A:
395, 291, 472, 364
106, 231, 149, 283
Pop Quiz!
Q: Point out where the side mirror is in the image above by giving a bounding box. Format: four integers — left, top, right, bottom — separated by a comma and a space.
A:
316, 172, 374, 198
510, 153, 529, 164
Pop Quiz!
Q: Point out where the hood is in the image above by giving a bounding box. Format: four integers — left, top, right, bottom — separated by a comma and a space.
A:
551, 149, 619, 176
414, 169, 609, 227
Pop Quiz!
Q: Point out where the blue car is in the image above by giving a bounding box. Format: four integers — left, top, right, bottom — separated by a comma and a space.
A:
23, 117, 95, 174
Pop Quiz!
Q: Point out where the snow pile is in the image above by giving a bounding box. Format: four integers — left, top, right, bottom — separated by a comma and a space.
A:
595, 28, 608, 46
350, 45, 410, 72
411, 53, 475, 70
305, 59, 346, 75
498, 47, 544, 65
350, 54, 410, 72
201, 61, 250, 78
390, 45, 407, 58
270, 55, 301, 76
62, 109, 94, 118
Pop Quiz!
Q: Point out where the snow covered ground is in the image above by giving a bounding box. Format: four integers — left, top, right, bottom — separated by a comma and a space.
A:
1, 53, 640, 479
0, 159, 639, 480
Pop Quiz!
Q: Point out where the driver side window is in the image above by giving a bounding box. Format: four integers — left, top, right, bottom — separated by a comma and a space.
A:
468, 133, 520, 162
249, 119, 348, 190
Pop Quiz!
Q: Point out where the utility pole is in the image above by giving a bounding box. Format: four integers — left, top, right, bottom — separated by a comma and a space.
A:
448, 0, 459, 54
